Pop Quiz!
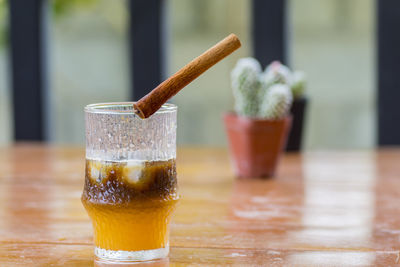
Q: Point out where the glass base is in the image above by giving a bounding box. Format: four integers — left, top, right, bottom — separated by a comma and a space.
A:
95, 246, 169, 262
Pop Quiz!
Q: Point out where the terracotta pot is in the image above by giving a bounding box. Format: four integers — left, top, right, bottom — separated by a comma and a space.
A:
223, 113, 292, 178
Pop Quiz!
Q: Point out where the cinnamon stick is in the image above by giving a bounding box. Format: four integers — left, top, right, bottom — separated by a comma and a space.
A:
133, 33, 241, 119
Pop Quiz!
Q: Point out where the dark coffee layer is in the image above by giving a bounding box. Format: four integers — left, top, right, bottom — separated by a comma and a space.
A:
82, 159, 178, 204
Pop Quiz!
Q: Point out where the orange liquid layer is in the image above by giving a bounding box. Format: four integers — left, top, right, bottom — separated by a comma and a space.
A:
83, 200, 178, 251
82, 159, 178, 251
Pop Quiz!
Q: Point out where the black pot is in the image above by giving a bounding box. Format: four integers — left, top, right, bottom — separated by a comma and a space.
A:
286, 97, 308, 152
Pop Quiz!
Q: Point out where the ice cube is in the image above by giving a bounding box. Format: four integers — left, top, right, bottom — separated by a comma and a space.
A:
90, 165, 100, 181
123, 160, 144, 184
89, 160, 108, 183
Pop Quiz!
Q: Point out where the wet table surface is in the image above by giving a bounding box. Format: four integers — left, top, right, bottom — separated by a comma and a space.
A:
1, 144, 400, 266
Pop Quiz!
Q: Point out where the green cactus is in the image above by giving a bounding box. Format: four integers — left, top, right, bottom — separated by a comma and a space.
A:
231, 57, 262, 117
291, 71, 306, 99
262, 61, 306, 99
231, 58, 297, 120
259, 84, 292, 119
262, 61, 292, 87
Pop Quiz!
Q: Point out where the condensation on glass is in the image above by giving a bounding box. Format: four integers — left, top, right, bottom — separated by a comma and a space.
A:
85, 103, 177, 161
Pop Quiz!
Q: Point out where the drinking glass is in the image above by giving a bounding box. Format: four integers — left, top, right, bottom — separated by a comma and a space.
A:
82, 102, 178, 262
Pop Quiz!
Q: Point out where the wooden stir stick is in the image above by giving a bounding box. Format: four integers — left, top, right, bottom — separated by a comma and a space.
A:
133, 33, 241, 119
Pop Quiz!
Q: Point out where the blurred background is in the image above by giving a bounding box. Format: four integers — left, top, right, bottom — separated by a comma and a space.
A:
0, 0, 397, 149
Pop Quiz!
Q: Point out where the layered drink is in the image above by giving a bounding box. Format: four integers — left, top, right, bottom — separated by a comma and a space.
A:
82, 159, 178, 253
83, 103, 178, 262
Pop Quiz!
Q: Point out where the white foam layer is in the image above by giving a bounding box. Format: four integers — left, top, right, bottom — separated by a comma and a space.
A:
86, 157, 175, 163
86, 148, 176, 163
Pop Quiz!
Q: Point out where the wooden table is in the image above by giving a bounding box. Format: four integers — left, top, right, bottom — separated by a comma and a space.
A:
1, 144, 400, 266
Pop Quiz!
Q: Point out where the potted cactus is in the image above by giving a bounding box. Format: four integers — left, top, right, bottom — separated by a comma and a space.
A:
224, 58, 293, 178
263, 61, 308, 151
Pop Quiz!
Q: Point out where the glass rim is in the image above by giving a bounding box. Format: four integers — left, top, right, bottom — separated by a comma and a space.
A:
84, 102, 177, 115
